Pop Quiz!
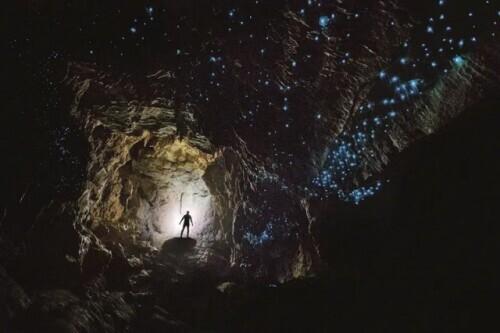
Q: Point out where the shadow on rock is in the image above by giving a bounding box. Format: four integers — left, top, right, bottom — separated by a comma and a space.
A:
160, 238, 197, 257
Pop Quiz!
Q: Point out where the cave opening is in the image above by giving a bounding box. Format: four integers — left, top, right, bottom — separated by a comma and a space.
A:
153, 176, 214, 244
82, 131, 221, 250
127, 138, 217, 247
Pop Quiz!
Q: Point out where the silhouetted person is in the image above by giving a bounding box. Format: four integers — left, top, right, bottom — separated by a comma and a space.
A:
179, 211, 193, 238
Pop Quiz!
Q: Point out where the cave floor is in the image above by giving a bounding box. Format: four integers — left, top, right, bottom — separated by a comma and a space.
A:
129, 241, 380, 333
8, 232, 494, 333
123, 236, 244, 332
123, 234, 493, 333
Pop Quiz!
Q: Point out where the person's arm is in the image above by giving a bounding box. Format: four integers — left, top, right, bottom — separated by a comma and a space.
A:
191, 217, 194, 226
179, 216, 184, 225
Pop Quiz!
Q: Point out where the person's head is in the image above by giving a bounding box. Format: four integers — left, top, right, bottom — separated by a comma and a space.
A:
186, 211, 190, 215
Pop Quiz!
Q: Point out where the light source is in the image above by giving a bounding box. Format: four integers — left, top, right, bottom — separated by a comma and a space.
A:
153, 177, 214, 245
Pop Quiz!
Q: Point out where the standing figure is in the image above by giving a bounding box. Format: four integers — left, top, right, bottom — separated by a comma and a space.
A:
179, 211, 193, 238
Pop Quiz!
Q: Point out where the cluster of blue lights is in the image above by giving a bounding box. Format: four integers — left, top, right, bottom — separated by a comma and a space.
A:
346, 181, 383, 205
311, 0, 497, 204
69, 0, 497, 206
243, 213, 292, 247
243, 226, 271, 247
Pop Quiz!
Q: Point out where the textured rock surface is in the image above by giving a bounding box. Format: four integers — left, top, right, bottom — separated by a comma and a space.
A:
66, 65, 217, 248
0, 266, 31, 327
1, 0, 499, 331
20, 289, 134, 333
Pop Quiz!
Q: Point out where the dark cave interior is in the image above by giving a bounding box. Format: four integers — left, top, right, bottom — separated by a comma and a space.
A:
1, 1, 500, 332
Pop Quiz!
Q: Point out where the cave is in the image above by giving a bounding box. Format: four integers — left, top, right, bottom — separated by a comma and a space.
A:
2, 1, 500, 332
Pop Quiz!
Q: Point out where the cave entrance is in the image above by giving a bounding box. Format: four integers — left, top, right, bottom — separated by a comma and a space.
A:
138, 140, 214, 246
83, 127, 221, 249
153, 170, 214, 244
126, 138, 216, 247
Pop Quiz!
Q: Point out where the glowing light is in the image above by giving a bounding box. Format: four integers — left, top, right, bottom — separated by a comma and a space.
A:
319, 16, 330, 28
453, 55, 465, 66
155, 181, 214, 245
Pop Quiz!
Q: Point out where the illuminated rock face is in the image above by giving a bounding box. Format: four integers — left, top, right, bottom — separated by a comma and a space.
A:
134, 139, 216, 243
81, 131, 215, 245
66, 66, 218, 250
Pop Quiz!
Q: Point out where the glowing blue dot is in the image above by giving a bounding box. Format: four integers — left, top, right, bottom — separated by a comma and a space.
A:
453, 55, 465, 66
319, 16, 330, 28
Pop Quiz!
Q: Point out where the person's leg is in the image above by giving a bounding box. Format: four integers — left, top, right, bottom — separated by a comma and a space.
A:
186, 224, 190, 238
180, 224, 185, 238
